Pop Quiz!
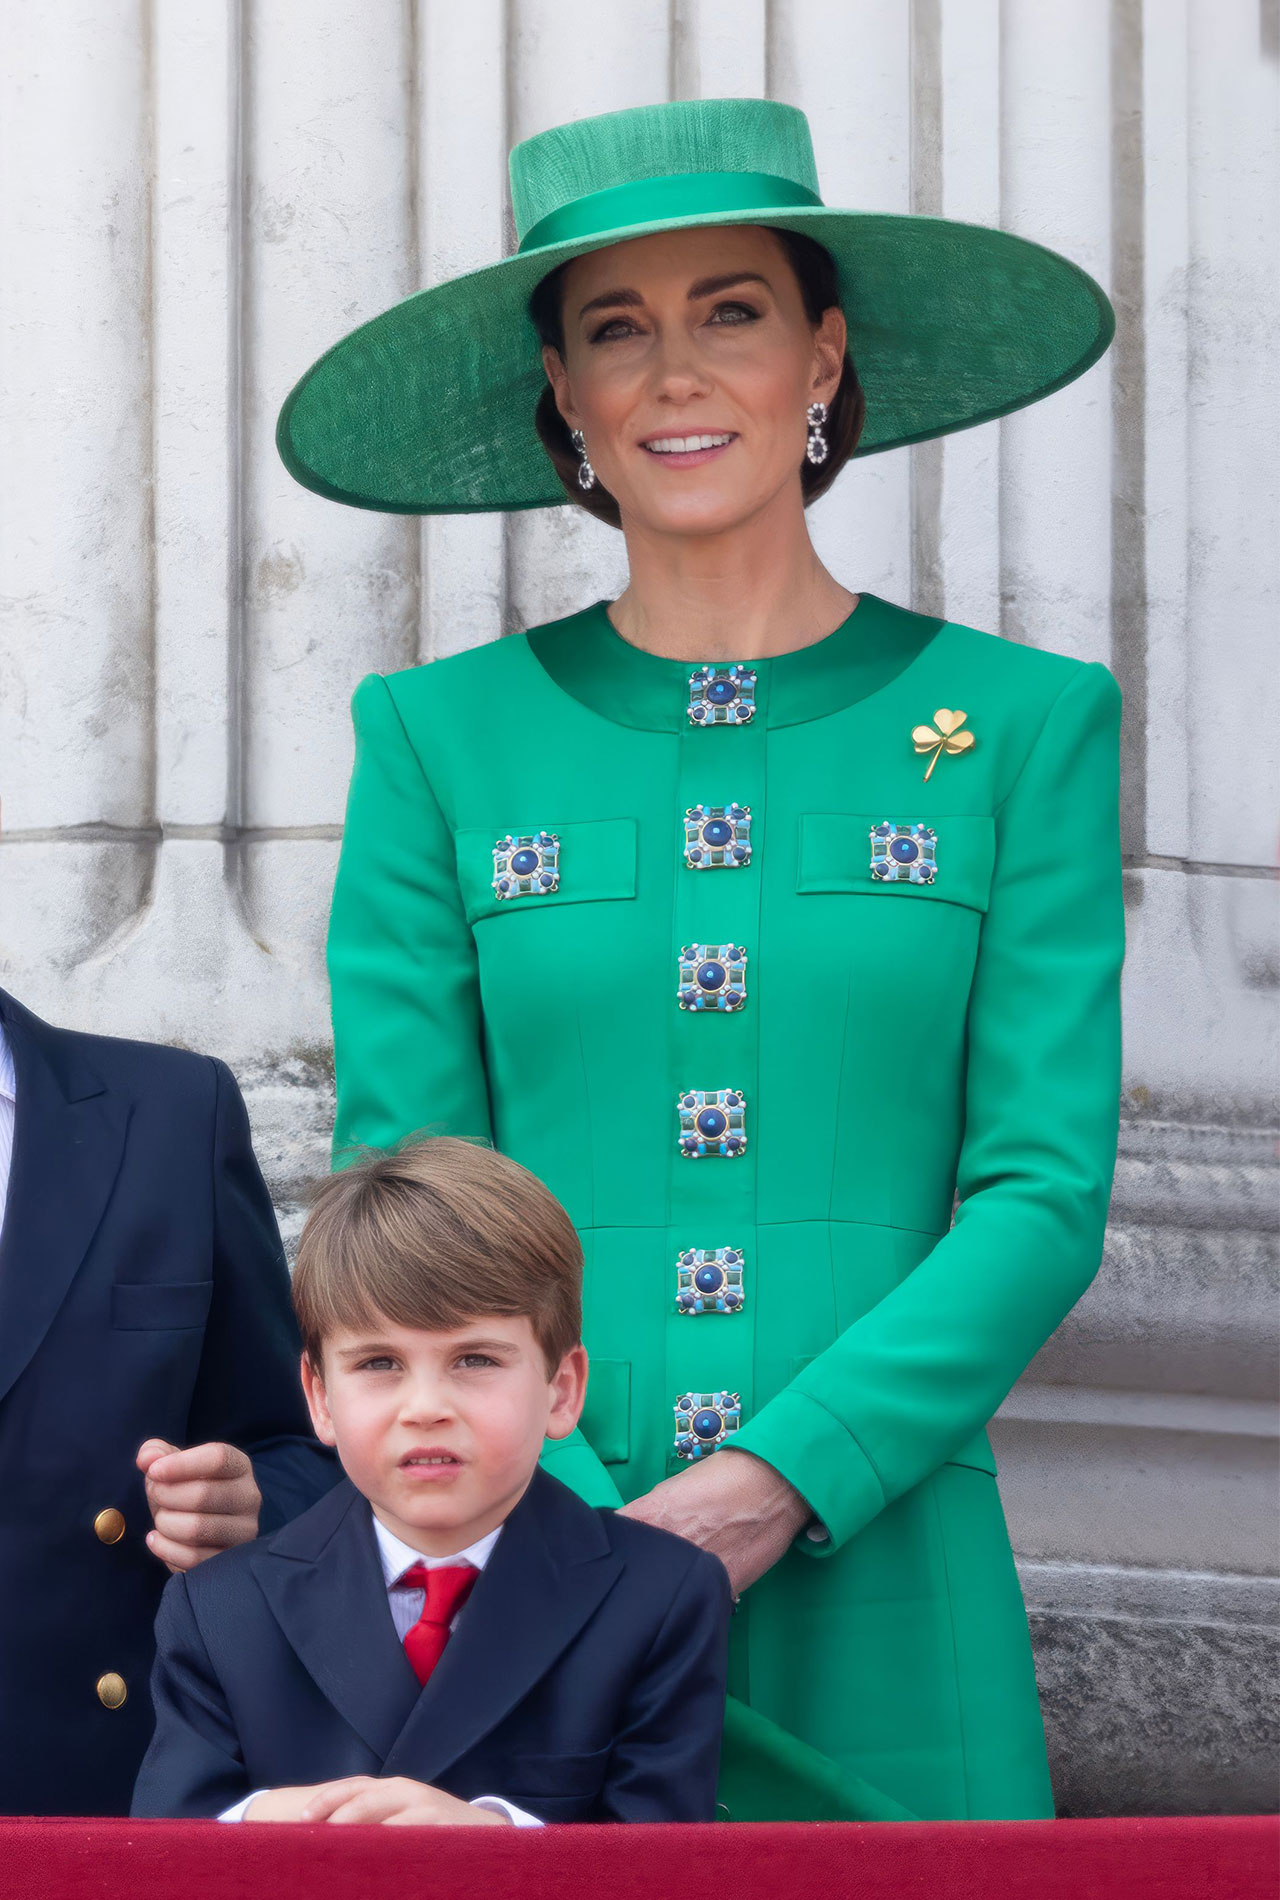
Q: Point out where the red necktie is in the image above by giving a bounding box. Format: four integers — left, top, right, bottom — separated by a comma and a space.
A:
398, 1563, 478, 1686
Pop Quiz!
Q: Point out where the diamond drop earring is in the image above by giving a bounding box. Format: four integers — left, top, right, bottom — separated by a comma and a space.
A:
805, 401, 830, 466
570, 428, 596, 490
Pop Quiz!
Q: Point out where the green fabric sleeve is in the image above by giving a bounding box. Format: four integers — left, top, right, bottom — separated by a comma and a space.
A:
328, 672, 493, 1160
726, 661, 1124, 1553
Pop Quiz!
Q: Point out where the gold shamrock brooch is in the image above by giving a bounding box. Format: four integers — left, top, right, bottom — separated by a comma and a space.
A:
912, 709, 976, 781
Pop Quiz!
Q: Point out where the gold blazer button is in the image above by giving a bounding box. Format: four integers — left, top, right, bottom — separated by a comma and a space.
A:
96, 1673, 128, 1710
94, 1509, 126, 1545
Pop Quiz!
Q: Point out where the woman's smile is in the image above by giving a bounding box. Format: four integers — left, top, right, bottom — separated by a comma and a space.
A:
639, 429, 738, 468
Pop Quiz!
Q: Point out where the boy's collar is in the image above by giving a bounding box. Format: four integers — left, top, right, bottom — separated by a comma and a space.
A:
372, 1513, 503, 1584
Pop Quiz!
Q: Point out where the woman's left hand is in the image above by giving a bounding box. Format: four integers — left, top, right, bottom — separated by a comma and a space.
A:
617, 1450, 814, 1596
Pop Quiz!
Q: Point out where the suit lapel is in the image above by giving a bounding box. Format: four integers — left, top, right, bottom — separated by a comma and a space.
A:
0, 996, 130, 1409
382, 1469, 623, 1784
251, 1481, 421, 1761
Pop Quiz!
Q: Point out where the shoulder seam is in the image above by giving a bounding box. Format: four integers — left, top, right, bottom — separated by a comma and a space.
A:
369, 672, 454, 831
992, 659, 1112, 819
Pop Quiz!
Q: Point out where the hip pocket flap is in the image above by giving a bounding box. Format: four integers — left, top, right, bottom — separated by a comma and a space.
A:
504, 1744, 612, 1799
580, 1358, 630, 1466
798, 813, 995, 913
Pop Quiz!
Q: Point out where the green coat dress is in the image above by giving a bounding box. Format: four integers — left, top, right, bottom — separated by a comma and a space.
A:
327, 591, 1124, 1821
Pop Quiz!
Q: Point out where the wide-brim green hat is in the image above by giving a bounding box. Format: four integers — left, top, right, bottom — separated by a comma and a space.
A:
277, 97, 1114, 515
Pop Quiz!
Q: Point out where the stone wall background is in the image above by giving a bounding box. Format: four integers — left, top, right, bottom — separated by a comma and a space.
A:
1, 0, 1276, 1815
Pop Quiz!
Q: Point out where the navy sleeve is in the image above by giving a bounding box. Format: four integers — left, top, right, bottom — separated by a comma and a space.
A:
131, 1574, 251, 1817
600, 1546, 732, 1822
185, 1059, 337, 1531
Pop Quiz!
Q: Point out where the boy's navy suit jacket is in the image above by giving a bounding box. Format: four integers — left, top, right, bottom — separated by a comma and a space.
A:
132, 1468, 733, 1822
0, 990, 337, 1816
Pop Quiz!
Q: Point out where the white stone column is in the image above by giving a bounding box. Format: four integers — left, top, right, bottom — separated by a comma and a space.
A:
416, 1, 509, 661
931, 0, 1002, 635
771, 0, 914, 602
501, 0, 664, 636
232, 0, 423, 1022
673, 0, 769, 98
998, 0, 1113, 665
0, 0, 155, 974
1119, 0, 1279, 1114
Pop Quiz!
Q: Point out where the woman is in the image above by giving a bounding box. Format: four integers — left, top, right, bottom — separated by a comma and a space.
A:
278, 98, 1123, 1821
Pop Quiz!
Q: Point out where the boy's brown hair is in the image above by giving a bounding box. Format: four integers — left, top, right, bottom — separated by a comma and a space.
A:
293, 1137, 582, 1375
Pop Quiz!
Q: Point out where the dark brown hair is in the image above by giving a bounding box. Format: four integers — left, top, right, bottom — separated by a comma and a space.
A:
293, 1137, 583, 1376
529, 226, 865, 529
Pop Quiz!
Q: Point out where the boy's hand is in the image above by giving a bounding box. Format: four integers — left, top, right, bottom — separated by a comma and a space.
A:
137, 1439, 262, 1572
242, 1787, 322, 1822
298, 1777, 511, 1826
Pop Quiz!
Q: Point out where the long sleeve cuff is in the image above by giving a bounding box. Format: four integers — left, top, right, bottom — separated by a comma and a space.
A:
724, 1386, 886, 1556
218, 1791, 265, 1821
469, 1796, 543, 1827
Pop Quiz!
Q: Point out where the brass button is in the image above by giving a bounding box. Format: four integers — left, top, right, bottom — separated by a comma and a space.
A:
96, 1672, 128, 1710
94, 1508, 126, 1545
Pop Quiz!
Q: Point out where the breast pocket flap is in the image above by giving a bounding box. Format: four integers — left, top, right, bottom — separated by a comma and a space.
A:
456, 818, 638, 926
111, 1281, 213, 1331
798, 812, 995, 913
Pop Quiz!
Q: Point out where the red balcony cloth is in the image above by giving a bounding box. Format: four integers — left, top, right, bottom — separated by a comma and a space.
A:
0, 1815, 1273, 1900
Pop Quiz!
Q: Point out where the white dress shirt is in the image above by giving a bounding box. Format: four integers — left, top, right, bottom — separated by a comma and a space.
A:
372, 1516, 502, 1642
0, 1022, 16, 1242
221, 1515, 540, 1826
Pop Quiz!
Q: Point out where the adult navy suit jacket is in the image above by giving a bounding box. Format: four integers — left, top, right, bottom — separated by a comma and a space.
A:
0, 990, 337, 1816
132, 1468, 732, 1823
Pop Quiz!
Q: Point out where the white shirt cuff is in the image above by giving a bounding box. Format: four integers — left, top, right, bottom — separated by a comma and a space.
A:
221, 1791, 543, 1827
469, 1795, 544, 1828
218, 1791, 268, 1821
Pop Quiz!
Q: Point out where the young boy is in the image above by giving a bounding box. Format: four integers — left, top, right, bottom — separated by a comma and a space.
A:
131, 1138, 731, 1825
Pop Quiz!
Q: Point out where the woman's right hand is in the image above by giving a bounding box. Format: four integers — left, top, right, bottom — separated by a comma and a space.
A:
617, 1446, 814, 1595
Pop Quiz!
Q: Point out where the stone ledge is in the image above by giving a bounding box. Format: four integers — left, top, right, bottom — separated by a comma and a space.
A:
1001, 1383, 1277, 1438
1021, 1561, 1280, 1816
1110, 1154, 1279, 1233
1031, 1222, 1278, 1398
992, 1415, 1278, 1574
1118, 1116, 1280, 1167
1018, 1559, 1280, 1631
